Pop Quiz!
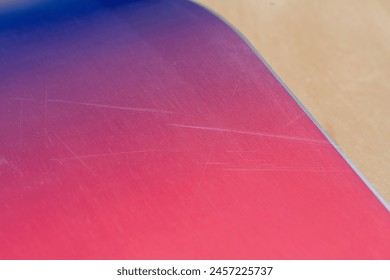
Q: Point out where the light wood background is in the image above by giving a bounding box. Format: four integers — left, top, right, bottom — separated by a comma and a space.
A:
196, 0, 390, 204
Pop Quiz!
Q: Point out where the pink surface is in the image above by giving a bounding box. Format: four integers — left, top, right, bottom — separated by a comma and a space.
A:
0, 0, 389, 259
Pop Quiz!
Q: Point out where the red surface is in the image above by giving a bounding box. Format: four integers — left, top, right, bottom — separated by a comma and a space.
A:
0, 0, 389, 259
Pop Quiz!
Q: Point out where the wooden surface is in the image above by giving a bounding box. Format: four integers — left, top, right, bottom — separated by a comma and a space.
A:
196, 0, 390, 205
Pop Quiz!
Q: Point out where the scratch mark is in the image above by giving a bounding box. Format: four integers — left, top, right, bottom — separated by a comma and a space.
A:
168, 124, 328, 144
9, 97, 34, 101
186, 140, 217, 215
186, 74, 244, 214
53, 134, 89, 168
43, 88, 54, 147
45, 129, 54, 147
48, 99, 173, 114
19, 100, 23, 149
10, 98, 34, 149
227, 150, 264, 153
282, 112, 305, 128
52, 149, 182, 161
223, 167, 350, 173
44, 87, 48, 128
197, 162, 227, 165
198, 142, 216, 185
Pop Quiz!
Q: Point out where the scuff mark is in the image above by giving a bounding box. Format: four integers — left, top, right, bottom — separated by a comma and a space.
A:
223, 167, 350, 173
48, 99, 173, 114
53, 134, 89, 169
51, 149, 183, 161
282, 112, 305, 129
168, 123, 328, 144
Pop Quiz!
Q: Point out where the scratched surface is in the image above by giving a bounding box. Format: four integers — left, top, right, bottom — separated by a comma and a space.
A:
0, 0, 389, 259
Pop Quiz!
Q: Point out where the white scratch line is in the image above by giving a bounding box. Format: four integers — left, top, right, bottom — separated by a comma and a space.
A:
197, 162, 227, 165
44, 88, 54, 146
282, 112, 305, 128
187, 140, 217, 215
53, 134, 89, 168
53, 149, 182, 161
223, 167, 350, 172
227, 150, 264, 153
48, 99, 173, 114
9, 97, 34, 101
19, 100, 23, 148
44, 88, 48, 128
168, 124, 328, 144
45, 129, 54, 146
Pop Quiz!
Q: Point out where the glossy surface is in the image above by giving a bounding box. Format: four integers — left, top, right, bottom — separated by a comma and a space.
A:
0, 0, 389, 259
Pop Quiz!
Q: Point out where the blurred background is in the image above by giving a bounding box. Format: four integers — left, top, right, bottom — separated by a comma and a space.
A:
197, 0, 390, 204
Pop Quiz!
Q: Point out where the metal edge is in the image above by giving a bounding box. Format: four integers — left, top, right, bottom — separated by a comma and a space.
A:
191, 0, 390, 212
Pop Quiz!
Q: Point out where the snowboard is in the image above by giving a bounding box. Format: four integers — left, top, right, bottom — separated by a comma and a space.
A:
0, 0, 389, 259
